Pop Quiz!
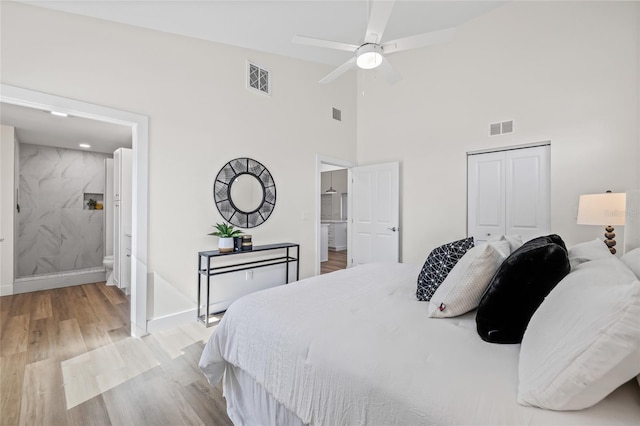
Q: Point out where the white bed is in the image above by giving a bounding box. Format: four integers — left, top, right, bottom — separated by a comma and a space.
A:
200, 191, 640, 425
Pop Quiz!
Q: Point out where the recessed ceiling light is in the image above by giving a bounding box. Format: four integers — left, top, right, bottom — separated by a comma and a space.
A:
79, 143, 91, 149
50, 111, 68, 117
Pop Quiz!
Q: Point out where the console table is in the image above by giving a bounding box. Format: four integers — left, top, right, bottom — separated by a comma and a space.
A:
197, 243, 300, 326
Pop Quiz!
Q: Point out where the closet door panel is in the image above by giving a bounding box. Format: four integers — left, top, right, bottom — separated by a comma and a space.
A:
467, 151, 505, 244
505, 146, 550, 241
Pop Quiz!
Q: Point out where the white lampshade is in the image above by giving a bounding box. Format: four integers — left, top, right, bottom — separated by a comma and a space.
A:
577, 193, 626, 226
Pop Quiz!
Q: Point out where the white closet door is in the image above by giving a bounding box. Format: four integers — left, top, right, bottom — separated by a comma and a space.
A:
467, 151, 505, 244
505, 146, 550, 241
468, 145, 550, 244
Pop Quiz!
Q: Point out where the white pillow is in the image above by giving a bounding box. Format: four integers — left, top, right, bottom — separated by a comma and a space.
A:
487, 234, 523, 253
428, 240, 510, 318
567, 238, 612, 269
621, 248, 640, 279
518, 257, 640, 410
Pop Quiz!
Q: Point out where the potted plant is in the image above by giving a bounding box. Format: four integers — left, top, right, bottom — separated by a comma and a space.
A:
87, 198, 97, 210
209, 222, 243, 253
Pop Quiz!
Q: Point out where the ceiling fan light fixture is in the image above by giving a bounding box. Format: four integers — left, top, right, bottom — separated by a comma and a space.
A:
356, 44, 383, 69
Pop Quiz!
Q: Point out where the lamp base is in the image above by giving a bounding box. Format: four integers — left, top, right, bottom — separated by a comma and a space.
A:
604, 225, 617, 254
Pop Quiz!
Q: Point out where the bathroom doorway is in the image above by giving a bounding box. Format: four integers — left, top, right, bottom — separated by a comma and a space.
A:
0, 84, 149, 337
3, 103, 132, 291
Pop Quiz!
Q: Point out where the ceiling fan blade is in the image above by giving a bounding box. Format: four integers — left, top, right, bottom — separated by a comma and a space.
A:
382, 27, 456, 54
364, 0, 396, 44
319, 57, 357, 84
376, 56, 402, 85
292, 35, 358, 53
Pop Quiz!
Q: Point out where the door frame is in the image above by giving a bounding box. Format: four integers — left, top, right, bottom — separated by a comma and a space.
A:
315, 155, 355, 275
0, 84, 149, 337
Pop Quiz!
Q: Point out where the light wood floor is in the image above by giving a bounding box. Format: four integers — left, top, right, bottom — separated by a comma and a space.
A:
321, 249, 347, 274
0, 283, 232, 426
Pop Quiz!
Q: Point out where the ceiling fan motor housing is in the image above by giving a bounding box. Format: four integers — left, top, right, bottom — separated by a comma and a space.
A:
356, 44, 383, 69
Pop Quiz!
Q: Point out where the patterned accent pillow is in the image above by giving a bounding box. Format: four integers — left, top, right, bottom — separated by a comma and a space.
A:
416, 237, 474, 302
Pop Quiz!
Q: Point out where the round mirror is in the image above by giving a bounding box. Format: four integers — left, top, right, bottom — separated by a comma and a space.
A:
213, 158, 276, 229
230, 174, 264, 213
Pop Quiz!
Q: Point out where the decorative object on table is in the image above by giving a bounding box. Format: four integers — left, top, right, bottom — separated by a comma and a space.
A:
213, 157, 276, 229
209, 222, 244, 253
86, 198, 97, 210
234, 236, 243, 251
241, 235, 253, 251
577, 191, 626, 254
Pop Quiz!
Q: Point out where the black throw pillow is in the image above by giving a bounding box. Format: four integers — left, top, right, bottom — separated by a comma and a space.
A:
416, 237, 474, 301
476, 234, 570, 344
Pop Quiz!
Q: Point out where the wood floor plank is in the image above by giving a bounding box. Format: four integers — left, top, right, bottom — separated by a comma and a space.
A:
78, 321, 113, 353
30, 292, 53, 321
26, 317, 57, 363
81, 284, 126, 332
50, 287, 74, 322
19, 358, 67, 426
68, 286, 99, 327
0, 352, 27, 426
65, 394, 112, 426
181, 379, 233, 426
56, 318, 88, 362
7, 293, 33, 317
0, 315, 29, 356
97, 283, 128, 306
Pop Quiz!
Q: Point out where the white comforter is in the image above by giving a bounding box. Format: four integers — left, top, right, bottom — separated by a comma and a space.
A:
199, 263, 640, 425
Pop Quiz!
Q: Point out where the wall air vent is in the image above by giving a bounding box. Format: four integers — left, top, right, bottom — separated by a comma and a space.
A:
332, 107, 342, 121
490, 120, 514, 136
247, 61, 270, 95
501, 120, 513, 133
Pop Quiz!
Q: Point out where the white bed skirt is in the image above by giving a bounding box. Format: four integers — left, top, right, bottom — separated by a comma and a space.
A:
224, 364, 306, 426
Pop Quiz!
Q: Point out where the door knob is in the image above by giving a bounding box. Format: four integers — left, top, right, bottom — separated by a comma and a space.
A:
388, 227, 398, 232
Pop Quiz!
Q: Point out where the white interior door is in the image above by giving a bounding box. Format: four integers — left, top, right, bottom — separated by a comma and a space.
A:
467, 151, 505, 244
350, 162, 399, 266
505, 146, 550, 241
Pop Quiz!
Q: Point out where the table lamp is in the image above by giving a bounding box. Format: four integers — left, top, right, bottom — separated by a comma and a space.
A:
577, 191, 626, 254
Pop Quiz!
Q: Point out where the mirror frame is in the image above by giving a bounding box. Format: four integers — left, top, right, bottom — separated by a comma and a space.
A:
213, 157, 276, 228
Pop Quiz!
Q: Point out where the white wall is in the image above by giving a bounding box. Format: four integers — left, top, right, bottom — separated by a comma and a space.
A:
357, 1, 640, 263
1, 2, 357, 320
0, 125, 16, 295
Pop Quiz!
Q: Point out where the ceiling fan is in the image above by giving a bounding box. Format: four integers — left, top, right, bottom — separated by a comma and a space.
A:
293, 0, 456, 84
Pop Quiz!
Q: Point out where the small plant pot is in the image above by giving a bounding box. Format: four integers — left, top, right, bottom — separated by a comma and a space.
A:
218, 237, 234, 253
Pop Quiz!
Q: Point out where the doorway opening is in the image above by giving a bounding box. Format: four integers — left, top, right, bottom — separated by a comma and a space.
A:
1, 84, 149, 337
315, 155, 355, 276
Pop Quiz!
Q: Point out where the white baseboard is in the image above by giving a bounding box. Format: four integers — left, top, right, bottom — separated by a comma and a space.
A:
147, 299, 234, 333
147, 308, 198, 333
330, 245, 347, 251
13, 270, 106, 294
0, 284, 13, 296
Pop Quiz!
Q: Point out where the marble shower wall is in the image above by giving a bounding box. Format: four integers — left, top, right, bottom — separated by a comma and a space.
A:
17, 143, 110, 277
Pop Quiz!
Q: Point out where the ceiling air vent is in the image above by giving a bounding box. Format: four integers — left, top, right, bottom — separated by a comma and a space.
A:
247, 61, 270, 95
332, 107, 342, 121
